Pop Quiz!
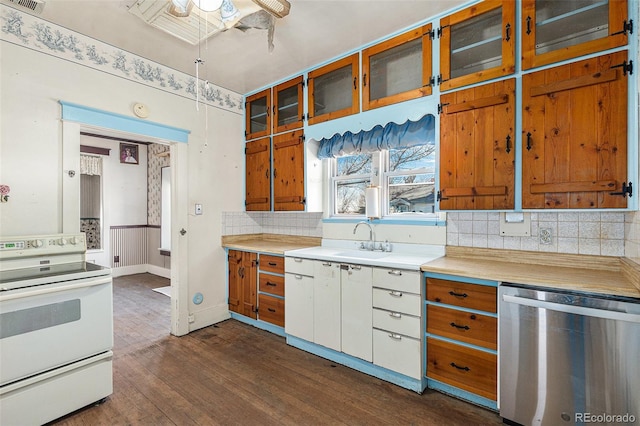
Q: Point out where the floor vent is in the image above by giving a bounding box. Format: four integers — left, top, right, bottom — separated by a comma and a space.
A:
2, 0, 45, 14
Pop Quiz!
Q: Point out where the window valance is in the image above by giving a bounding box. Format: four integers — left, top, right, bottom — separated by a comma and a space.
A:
317, 114, 435, 159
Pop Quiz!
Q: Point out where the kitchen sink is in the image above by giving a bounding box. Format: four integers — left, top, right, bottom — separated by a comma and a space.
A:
333, 250, 389, 259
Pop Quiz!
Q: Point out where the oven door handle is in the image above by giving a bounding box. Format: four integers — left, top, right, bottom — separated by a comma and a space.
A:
502, 294, 640, 323
0, 275, 112, 302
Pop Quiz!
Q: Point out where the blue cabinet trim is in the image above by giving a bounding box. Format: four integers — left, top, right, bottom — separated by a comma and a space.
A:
424, 272, 498, 287
427, 378, 498, 411
230, 313, 286, 338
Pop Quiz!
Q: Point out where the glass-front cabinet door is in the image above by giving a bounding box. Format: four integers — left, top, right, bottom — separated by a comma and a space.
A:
308, 53, 360, 125
245, 88, 271, 140
521, 0, 629, 70
439, 0, 515, 91
362, 25, 432, 111
273, 76, 304, 134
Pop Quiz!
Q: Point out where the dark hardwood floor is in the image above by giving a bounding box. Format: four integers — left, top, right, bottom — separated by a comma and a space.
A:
53, 273, 502, 425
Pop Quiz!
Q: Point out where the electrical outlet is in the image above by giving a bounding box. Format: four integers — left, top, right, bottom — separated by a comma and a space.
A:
113, 255, 120, 263
540, 228, 552, 245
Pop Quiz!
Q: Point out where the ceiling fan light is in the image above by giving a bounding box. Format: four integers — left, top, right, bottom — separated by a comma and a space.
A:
221, 0, 240, 23
168, 0, 192, 17
251, 0, 290, 18
193, 0, 223, 12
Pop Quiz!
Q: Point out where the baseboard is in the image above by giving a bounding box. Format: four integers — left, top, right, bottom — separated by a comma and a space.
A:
111, 264, 170, 278
146, 265, 171, 279
189, 304, 231, 332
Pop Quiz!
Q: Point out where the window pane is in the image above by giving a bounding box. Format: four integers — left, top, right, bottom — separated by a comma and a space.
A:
389, 145, 435, 172
450, 7, 502, 79
314, 65, 353, 116
336, 179, 369, 214
369, 38, 423, 101
336, 154, 372, 176
388, 174, 435, 214
80, 174, 101, 250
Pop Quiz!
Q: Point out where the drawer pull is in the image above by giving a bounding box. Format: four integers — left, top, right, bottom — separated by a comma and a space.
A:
450, 322, 470, 330
350, 265, 362, 271
267, 308, 276, 313
388, 333, 402, 340
294, 258, 303, 263
266, 282, 277, 287
387, 270, 402, 276
389, 291, 403, 297
389, 312, 402, 319
322, 262, 332, 267
449, 291, 468, 298
294, 274, 303, 280
268, 262, 278, 266
450, 362, 470, 372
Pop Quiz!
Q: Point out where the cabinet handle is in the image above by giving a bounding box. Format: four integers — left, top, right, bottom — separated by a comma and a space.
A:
387, 270, 402, 276
294, 258, 303, 263
273, 168, 277, 178
353, 76, 357, 90
268, 308, 276, 313
505, 135, 511, 153
238, 266, 245, 279
388, 333, 402, 340
266, 282, 277, 287
389, 312, 402, 319
389, 291, 403, 297
450, 362, 470, 372
448, 291, 467, 298
322, 262, 332, 267
265, 168, 269, 179
350, 265, 361, 271
505, 23, 511, 42
363, 73, 367, 87
526, 16, 532, 35
450, 322, 470, 330
268, 262, 277, 266
526, 132, 533, 151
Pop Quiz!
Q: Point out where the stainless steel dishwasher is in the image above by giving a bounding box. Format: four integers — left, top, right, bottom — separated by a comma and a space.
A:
499, 284, 640, 426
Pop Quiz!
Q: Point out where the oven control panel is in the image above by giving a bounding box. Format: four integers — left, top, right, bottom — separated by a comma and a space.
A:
0, 234, 86, 260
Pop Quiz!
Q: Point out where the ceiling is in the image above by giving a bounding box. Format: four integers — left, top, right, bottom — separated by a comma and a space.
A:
28, 0, 468, 95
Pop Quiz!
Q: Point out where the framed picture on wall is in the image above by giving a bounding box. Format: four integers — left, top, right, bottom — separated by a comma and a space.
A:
120, 143, 139, 165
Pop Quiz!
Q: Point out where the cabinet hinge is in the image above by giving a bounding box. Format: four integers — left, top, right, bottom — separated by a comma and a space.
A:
437, 102, 449, 114
611, 60, 633, 76
244, 146, 247, 154
436, 190, 448, 201
427, 29, 435, 40
611, 19, 633, 36
436, 26, 447, 38
244, 130, 248, 138
253, 259, 259, 267
609, 182, 633, 198
301, 79, 306, 88
302, 197, 307, 205
305, 113, 310, 121
429, 76, 436, 87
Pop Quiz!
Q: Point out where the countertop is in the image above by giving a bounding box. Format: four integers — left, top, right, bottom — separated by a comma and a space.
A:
421, 246, 640, 299
221, 234, 321, 255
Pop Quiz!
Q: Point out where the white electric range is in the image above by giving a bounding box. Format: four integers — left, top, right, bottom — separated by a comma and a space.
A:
0, 233, 113, 425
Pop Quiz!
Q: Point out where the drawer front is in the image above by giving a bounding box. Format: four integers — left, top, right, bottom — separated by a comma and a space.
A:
427, 305, 496, 350
260, 254, 284, 274
285, 256, 314, 277
372, 308, 421, 339
259, 273, 285, 297
258, 294, 285, 327
426, 278, 497, 313
372, 288, 421, 317
373, 268, 420, 293
373, 328, 421, 379
427, 337, 497, 401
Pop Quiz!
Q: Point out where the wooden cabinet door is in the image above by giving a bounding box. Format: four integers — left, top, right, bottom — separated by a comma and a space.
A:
228, 250, 257, 319
273, 130, 305, 211
245, 137, 271, 211
522, 52, 629, 209
340, 265, 373, 362
308, 53, 360, 125
362, 24, 432, 111
439, 78, 515, 210
521, 0, 629, 70
274, 76, 304, 134
439, 0, 515, 91
245, 88, 271, 140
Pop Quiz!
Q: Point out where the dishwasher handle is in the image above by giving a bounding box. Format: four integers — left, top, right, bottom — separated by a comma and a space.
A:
502, 294, 640, 324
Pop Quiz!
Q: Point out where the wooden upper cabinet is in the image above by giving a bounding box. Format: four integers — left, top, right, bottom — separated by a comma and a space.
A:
273, 130, 305, 211
308, 53, 360, 125
522, 0, 629, 70
273, 76, 304, 134
245, 88, 271, 140
522, 52, 630, 209
439, 79, 515, 210
362, 25, 433, 111
245, 137, 271, 211
439, 0, 515, 92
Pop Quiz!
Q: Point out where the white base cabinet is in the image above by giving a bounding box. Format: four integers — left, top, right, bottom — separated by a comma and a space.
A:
340, 264, 373, 362
284, 258, 314, 341
313, 261, 341, 351
372, 328, 421, 378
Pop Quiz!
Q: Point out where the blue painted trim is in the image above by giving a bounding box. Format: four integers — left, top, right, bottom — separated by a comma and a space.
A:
257, 270, 284, 277
424, 272, 498, 287
425, 333, 497, 354
59, 101, 190, 143
427, 378, 498, 411
286, 335, 426, 393
425, 301, 498, 318
257, 291, 284, 300
230, 313, 286, 338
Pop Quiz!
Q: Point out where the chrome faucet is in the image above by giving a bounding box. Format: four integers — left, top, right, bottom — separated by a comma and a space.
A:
353, 221, 374, 250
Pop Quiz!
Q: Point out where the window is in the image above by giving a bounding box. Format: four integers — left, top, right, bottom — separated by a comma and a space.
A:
80, 155, 103, 250
333, 154, 372, 215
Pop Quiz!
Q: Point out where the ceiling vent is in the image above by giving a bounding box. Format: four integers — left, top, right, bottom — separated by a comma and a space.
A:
1, 0, 45, 14
128, 0, 260, 45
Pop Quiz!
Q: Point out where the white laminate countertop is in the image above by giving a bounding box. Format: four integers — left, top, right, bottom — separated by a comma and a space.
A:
284, 239, 445, 271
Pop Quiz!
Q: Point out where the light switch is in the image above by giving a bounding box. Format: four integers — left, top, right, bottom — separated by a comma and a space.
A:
195, 204, 203, 215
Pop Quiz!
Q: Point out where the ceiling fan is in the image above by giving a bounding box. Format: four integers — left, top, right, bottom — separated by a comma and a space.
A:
169, 0, 290, 19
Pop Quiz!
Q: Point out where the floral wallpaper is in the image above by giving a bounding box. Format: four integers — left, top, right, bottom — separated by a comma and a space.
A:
148, 144, 170, 226
0, 5, 243, 114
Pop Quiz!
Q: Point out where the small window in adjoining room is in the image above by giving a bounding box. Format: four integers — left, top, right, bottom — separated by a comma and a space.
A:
333, 153, 372, 215
385, 145, 436, 215
80, 155, 103, 250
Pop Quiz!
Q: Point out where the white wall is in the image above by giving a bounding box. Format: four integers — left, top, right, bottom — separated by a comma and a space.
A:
0, 40, 245, 332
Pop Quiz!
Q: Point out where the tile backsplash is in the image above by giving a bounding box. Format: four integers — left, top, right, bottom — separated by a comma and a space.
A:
626, 211, 640, 263
447, 212, 630, 257
222, 212, 323, 237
